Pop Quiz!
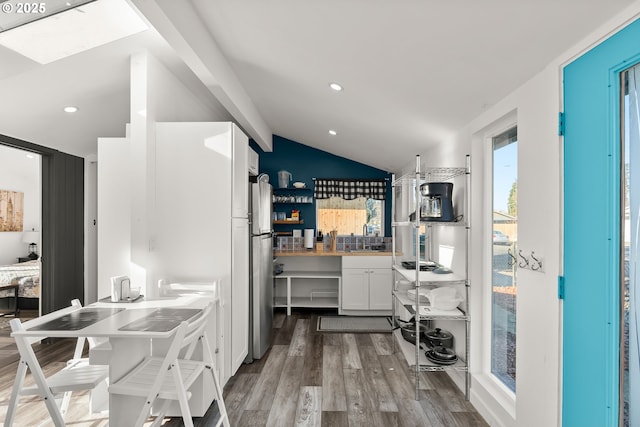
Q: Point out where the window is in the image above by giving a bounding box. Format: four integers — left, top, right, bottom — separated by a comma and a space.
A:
621, 63, 639, 427
313, 178, 387, 236
491, 127, 518, 391
316, 197, 384, 236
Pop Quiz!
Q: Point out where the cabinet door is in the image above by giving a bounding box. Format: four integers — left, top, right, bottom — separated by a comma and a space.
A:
341, 269, 369, 310
232, 124, 249, 218
231, 218, 249, 374
368, 268, 393, 310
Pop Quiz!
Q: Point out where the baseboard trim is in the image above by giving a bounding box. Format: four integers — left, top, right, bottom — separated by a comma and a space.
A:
446, 370, 516, 427
471, 373, 516, 427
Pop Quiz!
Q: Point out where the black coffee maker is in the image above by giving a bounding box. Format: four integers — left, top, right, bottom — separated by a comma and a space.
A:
420, 182, 454, 222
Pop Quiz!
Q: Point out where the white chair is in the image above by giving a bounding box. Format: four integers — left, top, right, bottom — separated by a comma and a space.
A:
108, 302, 229, 427
4, 300, 109, 427
61, 299, 110, 414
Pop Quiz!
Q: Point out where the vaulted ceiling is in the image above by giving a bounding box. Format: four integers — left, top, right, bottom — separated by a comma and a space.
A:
0, 0, 636, 171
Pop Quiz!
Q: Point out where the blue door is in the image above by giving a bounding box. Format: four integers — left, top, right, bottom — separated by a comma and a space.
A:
563, 18, 640, 427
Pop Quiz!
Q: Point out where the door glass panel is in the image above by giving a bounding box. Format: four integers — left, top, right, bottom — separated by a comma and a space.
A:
491, 127, 518, 391
621, 63, 640, 427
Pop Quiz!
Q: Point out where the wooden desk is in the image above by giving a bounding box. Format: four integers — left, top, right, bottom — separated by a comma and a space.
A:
11, 294, 219, 425
0, 283, 19, 317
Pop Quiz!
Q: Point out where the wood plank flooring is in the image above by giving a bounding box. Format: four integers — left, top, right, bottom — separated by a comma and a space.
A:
0, 309, 489, 426
224, 310, 488, 427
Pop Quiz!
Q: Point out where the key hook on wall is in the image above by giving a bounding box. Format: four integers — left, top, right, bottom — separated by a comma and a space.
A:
507, 248, 517, 268
518, 249, 529, 268
530, 251, 543, 271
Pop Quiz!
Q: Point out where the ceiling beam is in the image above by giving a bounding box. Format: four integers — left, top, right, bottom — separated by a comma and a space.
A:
127, 0, 273, 151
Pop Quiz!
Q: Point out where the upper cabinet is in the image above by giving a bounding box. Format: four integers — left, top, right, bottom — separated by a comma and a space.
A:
231, 124, 249, 218
154, 122, 250, 275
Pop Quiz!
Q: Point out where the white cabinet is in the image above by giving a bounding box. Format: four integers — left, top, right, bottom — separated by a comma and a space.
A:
231, 124, 248, 218
341, 269, 369, 310
230, 123, 249, 375
100, 122, 249, 388
369, 269, 393, 310
341, 256, 392, 314
154, 121, 249, 386
231, 218, 249, 374
342, 268, 392, 311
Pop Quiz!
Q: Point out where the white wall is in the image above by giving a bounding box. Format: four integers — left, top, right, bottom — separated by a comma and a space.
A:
401, 3, 640, 426
97, 138, 131, 300
402, 71, 559, 427
0, 145, 40, 265
129, 52, 231, 297
96, 53, 239, 386
97, 51, 230, 299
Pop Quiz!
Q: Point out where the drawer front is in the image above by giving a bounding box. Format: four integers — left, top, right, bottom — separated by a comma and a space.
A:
342, 256, 391, 269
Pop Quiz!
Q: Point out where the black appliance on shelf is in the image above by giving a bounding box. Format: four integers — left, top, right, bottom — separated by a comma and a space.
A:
419, 182, 454, 222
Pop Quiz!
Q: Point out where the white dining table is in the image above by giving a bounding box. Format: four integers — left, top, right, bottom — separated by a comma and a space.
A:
11, 293, 219, 426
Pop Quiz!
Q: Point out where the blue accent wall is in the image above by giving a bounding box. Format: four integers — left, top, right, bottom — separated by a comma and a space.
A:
563, 17, 640, 427
250, 135, 392, 236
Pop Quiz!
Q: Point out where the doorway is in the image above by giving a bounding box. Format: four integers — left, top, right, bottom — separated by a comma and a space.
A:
0, 145, 42, 315
563, 17, 640, 427
0, 134, 85, 315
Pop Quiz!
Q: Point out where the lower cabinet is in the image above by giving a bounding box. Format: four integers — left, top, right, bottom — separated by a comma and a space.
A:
274, 271, 341, 315
368, 268, 393, 310
341, 256, 392, 313
341, 269, 369, 310
230, 218, 249, 376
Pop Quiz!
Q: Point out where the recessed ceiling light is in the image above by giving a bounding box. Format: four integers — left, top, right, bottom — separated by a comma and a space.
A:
63, 106, 78, 113
26, 154, 34, 159
329, 130, 337, 136
329, 82, 343, 91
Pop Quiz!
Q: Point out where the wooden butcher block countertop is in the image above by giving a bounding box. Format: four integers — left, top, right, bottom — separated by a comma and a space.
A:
274, 249, 394, 257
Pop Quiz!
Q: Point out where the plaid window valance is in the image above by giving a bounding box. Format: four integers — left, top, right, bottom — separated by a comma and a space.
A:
314, 179, 387, 200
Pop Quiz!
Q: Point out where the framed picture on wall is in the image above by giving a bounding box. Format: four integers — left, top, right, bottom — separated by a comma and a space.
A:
0, 190, 24, 232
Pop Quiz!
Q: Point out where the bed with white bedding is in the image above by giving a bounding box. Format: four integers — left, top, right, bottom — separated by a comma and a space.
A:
0, 260, 40, 309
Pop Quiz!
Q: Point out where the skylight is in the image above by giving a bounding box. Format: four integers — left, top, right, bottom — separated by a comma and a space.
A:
0, 0, 95, 32
0, 0, 148, 64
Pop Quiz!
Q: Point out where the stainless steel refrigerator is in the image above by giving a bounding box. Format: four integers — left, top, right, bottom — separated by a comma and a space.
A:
247, 178, 274, 360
